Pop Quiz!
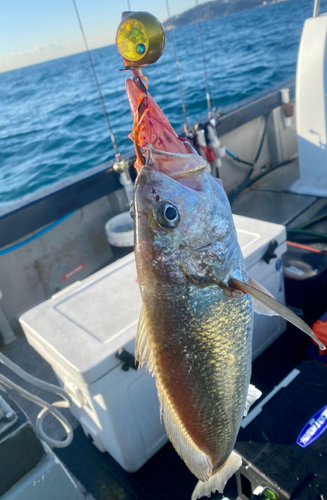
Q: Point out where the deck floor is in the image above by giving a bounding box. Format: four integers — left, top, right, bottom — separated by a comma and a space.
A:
232, 161, 320, 226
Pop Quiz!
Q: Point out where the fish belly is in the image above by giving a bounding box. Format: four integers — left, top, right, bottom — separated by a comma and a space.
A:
142, 282, 253, 470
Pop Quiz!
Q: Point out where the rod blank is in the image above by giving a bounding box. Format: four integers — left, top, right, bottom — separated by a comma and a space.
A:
313, 0, 320, 17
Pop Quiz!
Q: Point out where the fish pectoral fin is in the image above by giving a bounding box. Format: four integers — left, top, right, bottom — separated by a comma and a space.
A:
191, 451, 242, 500
248, 277, 279, 316
229, 277, 326, 351
135, 306, 154, 373
225, 277, 277, 313
244, 384, 262, 417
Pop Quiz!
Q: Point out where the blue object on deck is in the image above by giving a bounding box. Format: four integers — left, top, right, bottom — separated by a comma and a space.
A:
296, 405, 327, 448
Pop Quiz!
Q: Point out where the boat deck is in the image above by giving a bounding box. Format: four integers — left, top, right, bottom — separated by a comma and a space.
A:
232, 160, 326, 228
1, 159, 327, 500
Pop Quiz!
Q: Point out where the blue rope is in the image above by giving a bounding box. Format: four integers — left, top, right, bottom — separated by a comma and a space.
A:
0, 211, 75, 256
226, 149, 254, 167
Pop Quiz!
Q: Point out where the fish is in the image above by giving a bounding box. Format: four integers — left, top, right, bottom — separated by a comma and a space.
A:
126, 74, 326, 499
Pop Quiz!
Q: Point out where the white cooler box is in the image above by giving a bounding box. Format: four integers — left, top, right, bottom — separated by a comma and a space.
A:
19, 215, 286, 472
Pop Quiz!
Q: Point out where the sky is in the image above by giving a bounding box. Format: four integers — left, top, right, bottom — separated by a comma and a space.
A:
0, 0, 195, 73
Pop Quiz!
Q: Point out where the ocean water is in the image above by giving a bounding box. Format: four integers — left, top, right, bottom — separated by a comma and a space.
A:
0, 0, 325, 207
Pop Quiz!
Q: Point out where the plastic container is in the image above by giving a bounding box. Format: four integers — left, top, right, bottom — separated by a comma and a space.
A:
19, 215, 287, 472
105, 212, 134, 258
283, 242, 327, 323
20, 254, 166, 473
235, 215, 287, 359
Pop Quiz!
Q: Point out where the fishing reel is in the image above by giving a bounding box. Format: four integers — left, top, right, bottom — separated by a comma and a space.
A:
112, 154, 130, 174
116, 11, 166, 68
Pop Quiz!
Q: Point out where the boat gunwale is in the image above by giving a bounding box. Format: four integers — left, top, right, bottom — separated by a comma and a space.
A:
0, 76, 295, 249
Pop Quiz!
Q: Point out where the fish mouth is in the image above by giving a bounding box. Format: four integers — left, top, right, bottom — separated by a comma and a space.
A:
144, 142, 197, 158
144, 144, 207, 178
135, 162, 207, 193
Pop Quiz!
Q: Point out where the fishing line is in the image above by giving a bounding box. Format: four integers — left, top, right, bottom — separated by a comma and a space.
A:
165, 0, 189, 132
195, 0, 215, 117
227, 110, 273, 201
228, 155, 297, 204
71, 0, 119, 156
0, 352, 73, 448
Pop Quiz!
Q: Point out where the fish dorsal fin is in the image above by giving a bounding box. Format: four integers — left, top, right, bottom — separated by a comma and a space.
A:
135, 309, 212, 481
229, 277, 326, 350
244, 384, 262, 417
135, 306, 154, 373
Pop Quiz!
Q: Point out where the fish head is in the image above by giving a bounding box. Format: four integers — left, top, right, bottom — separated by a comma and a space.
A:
134, 163, 244, 287
127, 74, 246, 288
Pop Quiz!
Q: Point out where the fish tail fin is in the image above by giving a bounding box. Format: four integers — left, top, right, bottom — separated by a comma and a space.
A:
191, 451, 242, 500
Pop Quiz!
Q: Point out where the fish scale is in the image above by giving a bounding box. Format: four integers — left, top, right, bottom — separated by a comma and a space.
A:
140, 280, 253, 470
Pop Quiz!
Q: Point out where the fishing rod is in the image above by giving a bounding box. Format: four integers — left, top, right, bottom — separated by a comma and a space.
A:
71, 0, 120, 159
191, 0, 227, 179
165, 0, 189, 132
121, 0, 131, 10
195, 0, 215, 118
72, 0, 135, 201
313, 0, 320, 17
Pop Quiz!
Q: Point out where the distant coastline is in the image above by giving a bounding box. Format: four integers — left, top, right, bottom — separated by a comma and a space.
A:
163, 0, 291, 29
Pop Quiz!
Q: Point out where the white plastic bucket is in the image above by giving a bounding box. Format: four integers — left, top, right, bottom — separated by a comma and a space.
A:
105, 212, 134, 254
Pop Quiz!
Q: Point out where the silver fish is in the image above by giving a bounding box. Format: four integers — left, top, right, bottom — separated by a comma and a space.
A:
125, 71, 325, 498
133, 149, 257, 498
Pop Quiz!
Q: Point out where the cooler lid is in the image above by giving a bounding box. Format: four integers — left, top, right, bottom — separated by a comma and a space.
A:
234, 214, 286, 269
19, 253, 141, 385
19, 216, 285, 385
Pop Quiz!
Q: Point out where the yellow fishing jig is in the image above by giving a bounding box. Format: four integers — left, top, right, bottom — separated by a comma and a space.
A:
116, 11, 165, 68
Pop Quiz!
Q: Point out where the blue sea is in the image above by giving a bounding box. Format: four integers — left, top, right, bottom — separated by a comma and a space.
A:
0, 0, 325, 207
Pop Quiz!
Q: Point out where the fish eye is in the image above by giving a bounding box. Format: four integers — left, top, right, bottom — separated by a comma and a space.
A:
155, 201, 180, 229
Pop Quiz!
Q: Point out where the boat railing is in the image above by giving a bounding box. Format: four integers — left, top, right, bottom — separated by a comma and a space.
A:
0, 76, 295, 252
